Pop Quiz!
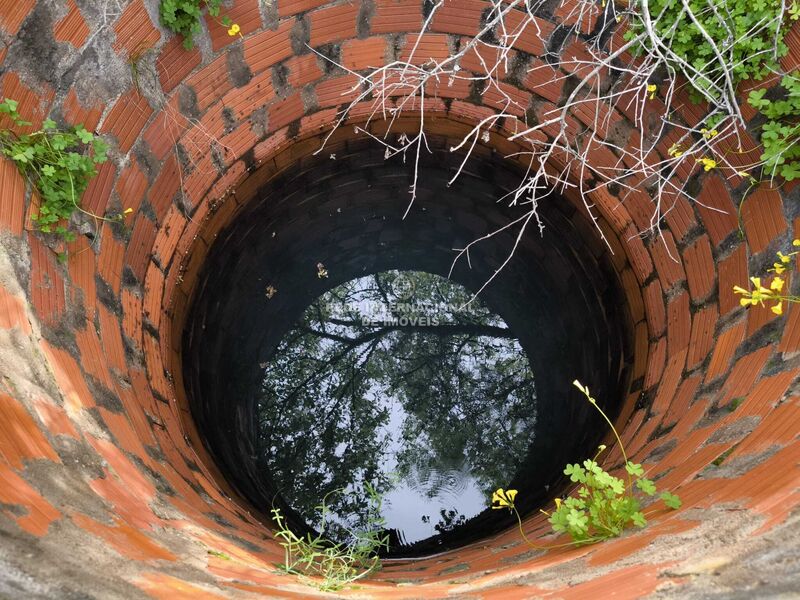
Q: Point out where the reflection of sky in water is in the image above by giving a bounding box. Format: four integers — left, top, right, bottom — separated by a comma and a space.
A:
375, 389, 488, 544
258, 271, 536, 548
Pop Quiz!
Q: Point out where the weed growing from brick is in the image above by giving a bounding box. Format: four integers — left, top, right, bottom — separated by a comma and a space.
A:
270, 485, 389, 592
492, 380, 681, 547
0, 98, 114, 244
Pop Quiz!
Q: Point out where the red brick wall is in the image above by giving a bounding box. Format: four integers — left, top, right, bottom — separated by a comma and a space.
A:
0, 1, 798, 597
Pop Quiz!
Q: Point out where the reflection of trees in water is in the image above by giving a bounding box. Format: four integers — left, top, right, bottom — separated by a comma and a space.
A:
422, 508, 467, 533
257, 271, 537, 537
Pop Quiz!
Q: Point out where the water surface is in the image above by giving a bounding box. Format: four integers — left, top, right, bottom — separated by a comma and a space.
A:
257, 270, 537, 549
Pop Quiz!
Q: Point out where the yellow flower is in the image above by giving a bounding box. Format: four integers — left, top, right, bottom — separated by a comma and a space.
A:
668, 143, 683, 158
771, 277, 785, 292
647, 84, 657, 100
700, 128, 719, 139
123, 207, 133, 214
697, 157, 717, 171
735, 278, 777, 308
794, 239, 800, 247
772, 302, 783, 316
492, 488, 518, 510
227, 23, 240, 36
772, 262, 786, 275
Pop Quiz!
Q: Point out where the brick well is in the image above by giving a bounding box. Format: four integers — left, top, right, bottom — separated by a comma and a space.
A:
0, 1, 798, 597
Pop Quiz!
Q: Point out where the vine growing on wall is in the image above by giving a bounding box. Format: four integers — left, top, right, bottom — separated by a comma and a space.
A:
748, 72, 800, 181
0, 98, 110, 242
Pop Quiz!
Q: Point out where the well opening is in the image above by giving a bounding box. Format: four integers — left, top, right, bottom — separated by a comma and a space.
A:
180, 129, 635, 557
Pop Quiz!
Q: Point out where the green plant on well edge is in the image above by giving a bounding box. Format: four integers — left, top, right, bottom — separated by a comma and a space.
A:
159, 0, 238, 50
492, 380, 681, 549
625, 0, 792, 102
271, 484, 389, 592
748, 72, 800, 181
0, 98, 111, 243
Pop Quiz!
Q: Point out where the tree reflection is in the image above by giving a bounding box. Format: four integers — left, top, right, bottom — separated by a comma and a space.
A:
257, 271, 537, 542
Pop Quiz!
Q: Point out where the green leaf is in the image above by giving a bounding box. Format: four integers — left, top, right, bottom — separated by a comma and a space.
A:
661, 492, 682, 509
1, 98, 18, 112
636, 478, 657, 496
748, 89, 770, 110
625, 461, 644, 477
75, 127, 94, 144
582, 459, 602, 475
564, 463, 586, 483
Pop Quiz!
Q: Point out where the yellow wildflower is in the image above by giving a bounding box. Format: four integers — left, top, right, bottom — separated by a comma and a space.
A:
668, 143, 683, 158
771, 276, 785, 292
123, 207, 133, 214
794, 239, 800, 247
647, 84, 657, 100
227, 23, 241, 36
777, 251, 792, 264
492, 488, 518, 510
772, 302, 783, 316
700, 128, 719, 139
697, 157, 717, 171
735, 278, 776, 307
772, 262, 786, 275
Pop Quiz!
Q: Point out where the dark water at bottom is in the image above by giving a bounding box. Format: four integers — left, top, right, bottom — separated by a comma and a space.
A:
256, 270, 537, 550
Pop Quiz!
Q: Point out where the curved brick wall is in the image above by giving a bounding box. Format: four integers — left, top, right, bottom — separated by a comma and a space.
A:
0, 1, 798, 598
181, 134, 633, 556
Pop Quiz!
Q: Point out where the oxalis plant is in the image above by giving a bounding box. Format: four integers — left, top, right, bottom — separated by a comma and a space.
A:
748, 72, 800, 181
270, 484, 389, 592
625, 0, 793, 106
0, 98, 109, 243
492, 381, 681, 547
159, 0, 240, 49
